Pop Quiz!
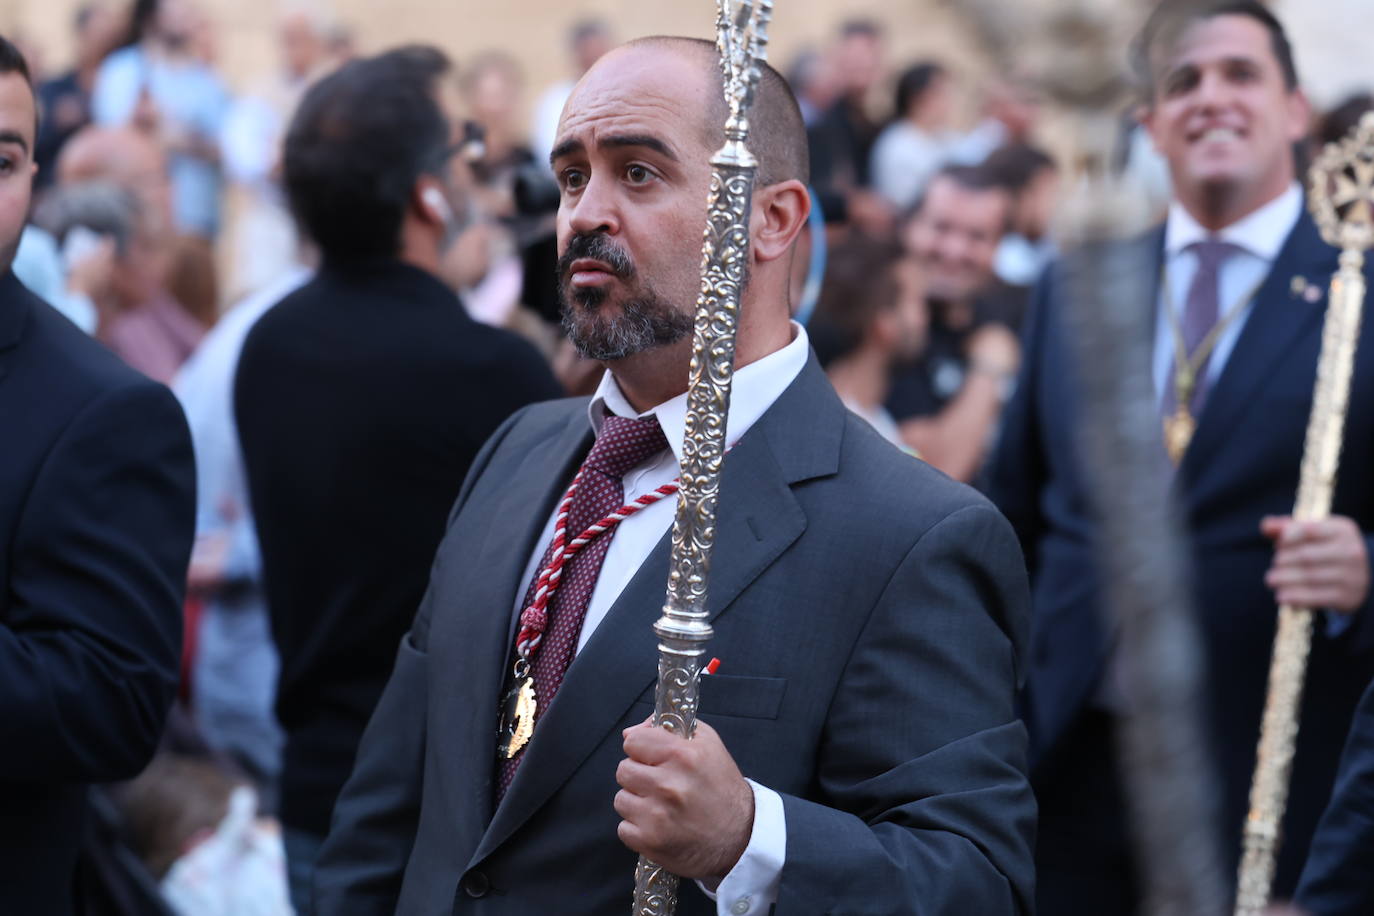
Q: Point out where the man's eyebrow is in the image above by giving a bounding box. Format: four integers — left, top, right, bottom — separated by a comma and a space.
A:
548, 133, 679, 168
598, 134, 679, 162
0, 129, 29, 155
550, 137, 583, 167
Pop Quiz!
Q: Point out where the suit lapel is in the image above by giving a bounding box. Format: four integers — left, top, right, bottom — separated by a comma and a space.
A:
471, 357, 841, 866
1181, 213, 1338, 476
447, 405, 591, 832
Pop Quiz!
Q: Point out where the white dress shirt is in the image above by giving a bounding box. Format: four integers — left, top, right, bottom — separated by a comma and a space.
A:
1151, 182, 1304, 402
511, 324, 810, 916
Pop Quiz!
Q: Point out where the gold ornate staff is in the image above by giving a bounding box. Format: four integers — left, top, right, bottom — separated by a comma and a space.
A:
1235, 110, 1374, 916
631, 2, 772, 914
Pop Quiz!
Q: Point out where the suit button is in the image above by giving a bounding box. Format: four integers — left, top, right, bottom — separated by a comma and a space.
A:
462, 870, 491, 898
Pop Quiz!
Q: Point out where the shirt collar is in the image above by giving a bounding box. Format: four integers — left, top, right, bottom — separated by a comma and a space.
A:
1164, 181, 1303, 262
588, 322, 811, 464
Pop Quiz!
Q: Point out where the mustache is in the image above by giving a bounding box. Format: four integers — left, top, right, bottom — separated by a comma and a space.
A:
556, 233, 636, 283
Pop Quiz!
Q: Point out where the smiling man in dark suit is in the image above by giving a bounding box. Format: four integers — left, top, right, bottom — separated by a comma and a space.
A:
0, 34, 195, 916
315, 36, 1035, 916
991, 2, 1374, 912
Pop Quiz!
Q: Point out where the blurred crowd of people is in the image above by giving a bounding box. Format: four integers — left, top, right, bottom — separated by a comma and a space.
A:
6, 0, 1374, 913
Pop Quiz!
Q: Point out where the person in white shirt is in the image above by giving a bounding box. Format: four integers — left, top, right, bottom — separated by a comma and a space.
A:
316, 35, 1034, 916
869, 62, 955, 213
870, 63, 1038, 216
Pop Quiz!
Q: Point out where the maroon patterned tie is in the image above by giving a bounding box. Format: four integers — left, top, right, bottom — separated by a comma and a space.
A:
497, 413, 670, 798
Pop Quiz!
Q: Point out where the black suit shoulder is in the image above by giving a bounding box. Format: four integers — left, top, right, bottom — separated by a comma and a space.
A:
237, 266, 561, 413
8, 287, 193, 524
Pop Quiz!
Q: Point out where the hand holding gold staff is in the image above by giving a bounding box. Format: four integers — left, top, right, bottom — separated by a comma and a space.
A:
1236, 110, 1374, 916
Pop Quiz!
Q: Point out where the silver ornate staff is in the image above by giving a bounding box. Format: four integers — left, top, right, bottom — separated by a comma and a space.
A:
1235, 110, 1374, 916
631, 2, 772, 914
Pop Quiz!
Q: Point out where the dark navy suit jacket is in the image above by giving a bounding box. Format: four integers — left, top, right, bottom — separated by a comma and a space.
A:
991, 211, 1374, 896
0, 271, 195, 915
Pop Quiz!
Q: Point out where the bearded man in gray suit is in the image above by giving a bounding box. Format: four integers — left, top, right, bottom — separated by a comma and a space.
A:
315, 36, 1035, 916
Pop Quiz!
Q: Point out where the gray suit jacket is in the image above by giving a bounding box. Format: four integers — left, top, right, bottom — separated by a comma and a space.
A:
314, 356, 1035, 915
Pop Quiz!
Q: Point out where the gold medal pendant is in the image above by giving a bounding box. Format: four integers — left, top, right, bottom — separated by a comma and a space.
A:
1163, 404, 1196, 465
497, 663, 538, 759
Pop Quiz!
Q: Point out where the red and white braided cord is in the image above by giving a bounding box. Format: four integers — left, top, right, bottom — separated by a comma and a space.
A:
514, 470, 679, 657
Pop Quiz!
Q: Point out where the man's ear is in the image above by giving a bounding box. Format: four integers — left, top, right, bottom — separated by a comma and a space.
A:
1136, 100, 1160, 148
1286, 88, 1313, 144
412, 178, 451, 227
751, 179, 810, 264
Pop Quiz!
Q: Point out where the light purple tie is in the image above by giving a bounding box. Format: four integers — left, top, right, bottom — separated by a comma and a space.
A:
1165, 238, 1240, 418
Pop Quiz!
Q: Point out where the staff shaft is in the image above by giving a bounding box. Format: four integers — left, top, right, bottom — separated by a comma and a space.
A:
631, 3, 771, 914
1236, 252, 1366, 914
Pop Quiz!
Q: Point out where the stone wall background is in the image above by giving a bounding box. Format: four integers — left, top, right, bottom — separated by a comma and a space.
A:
2, 0, 1364, 150
1276, 0, 1374, 110
0, 0, 993, 124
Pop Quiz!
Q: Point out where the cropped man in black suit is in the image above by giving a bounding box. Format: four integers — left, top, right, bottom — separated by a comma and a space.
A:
234, 46, 562, 913
991, 2, 1374, 911
0, 35, 196, 916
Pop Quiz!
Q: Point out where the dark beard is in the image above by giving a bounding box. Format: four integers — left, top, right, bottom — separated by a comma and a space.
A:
557, 233, 693, 361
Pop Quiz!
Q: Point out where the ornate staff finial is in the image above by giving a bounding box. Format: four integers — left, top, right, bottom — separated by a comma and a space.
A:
630, 3, 773, 915
1310, 110, 1374, 252
1236, 109, 1374, 916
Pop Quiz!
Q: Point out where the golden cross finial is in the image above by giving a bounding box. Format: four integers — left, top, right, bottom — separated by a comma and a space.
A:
1310, 110, 1374, 252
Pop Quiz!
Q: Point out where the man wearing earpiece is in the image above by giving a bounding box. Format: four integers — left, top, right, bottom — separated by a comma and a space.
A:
233, 46, 563, 914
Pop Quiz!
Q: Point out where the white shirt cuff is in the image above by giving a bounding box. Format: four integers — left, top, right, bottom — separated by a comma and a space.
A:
696, 779, 785, 916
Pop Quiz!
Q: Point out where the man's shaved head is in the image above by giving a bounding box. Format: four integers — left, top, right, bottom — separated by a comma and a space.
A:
58, 126, 165, 186
622, 36, 808, 188
551, 36, 812, 403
